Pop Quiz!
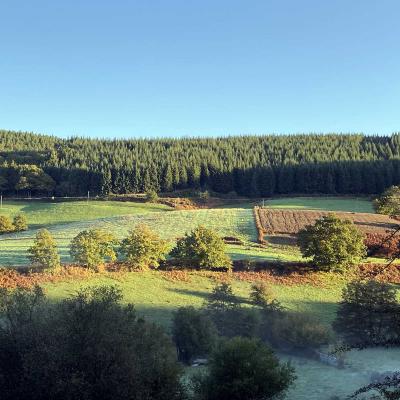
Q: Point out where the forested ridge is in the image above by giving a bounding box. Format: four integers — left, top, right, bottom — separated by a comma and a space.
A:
1, 130, 400, 197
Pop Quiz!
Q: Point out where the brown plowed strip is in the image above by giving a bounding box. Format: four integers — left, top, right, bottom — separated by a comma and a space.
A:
255, 208, 399, 235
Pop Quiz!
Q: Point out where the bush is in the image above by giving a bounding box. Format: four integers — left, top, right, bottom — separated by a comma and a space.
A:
298, 214, 366, 271
0, 216, 14, 234
171, 226, 232, 270
374, 185, 400, 217
28, 229, 60, 271
120, 224, 168, 270
0, 285, 184, 400
198, 190, 210, 201
333, 280, 399, 346
146, 190, 159, 203
192, 337, 295, 400
70, 229, 118, 270
265, 312, 332, 352
13, 214, 28, 232
172, 306, 217, 363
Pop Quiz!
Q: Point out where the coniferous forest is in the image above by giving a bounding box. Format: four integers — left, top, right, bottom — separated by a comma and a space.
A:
1, 130, 400, 197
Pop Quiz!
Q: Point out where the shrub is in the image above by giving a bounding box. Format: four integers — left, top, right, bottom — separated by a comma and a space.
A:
171, 226, 232, 270
70, 229, 118, 270
172, 306, 217, 363
0, 215, 14, 234
0, 285, 184, 400
298, 214, 366, 272
146, 189, 159, 203
374, 185, 400, 217
13, 214, 28, 232
265, 312, 332, 352
28, 229, 60, 271
120, 224, 168, 270
198, 190, 210, 201
192, 337, 295, 400
333, 280, 399, 346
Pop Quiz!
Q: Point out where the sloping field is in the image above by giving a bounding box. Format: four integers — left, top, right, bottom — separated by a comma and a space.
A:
0, 208, 257, 266
0, 200, 170, 228
256, 208, 399, 235
264, 196, 374, 213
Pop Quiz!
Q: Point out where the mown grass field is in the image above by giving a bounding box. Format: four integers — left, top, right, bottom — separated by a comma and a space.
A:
0, 206, 258, 266
264, 196, 374, 213
0, 199, 170, 228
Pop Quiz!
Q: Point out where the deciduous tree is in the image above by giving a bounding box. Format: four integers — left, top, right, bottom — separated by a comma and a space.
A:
171, 226, 232, 270
70, 229, 118, 270
28, 229, 60, 270
298, 214, 366, 271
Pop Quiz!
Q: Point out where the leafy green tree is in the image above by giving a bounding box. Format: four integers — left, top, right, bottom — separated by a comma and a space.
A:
298, 214, 366, 271
172, 306, 217, 364
70, 229, 118, 270
28, 229, 60, 270
0, 285, 184, 400
13, 213, 28, 232
0, 215, 14, 234
193, 337, 295, 400
14, 164, 55, 195
120, 224, 168, 270
374, 185, 400, 217
171, 226, 232, 270
333, 280, 399, 345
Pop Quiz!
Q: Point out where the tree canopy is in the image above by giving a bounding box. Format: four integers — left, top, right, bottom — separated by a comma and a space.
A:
1, 130, 400, 197
298, 214, 366, 271
374, 185, 400, 217
171, 226, 232, 270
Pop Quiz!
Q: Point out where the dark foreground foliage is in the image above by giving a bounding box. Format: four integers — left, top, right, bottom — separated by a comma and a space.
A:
0, 285, 184, 400
192, 337, 295, 400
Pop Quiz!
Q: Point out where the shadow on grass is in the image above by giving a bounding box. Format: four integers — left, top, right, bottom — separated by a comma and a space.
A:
167, 288, 253, 306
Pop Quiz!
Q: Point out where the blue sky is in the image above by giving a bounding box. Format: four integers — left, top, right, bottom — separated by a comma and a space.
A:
0, 0, 399, 138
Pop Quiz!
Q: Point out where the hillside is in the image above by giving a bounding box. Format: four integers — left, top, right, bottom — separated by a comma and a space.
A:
1, 131, 400, 197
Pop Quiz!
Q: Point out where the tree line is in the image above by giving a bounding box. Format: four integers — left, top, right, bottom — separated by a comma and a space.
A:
2, 130, 400, 196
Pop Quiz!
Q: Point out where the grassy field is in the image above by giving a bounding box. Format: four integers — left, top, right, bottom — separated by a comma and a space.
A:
0, 200, 171, 228
263, 196, 374, 213
0, 197, 386, 266
0, 207, 258, 266
43, 269, 342, 329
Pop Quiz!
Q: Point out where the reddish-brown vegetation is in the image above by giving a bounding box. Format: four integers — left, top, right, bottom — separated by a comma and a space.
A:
0, 265, 96, 289
160, 270, 191, 282
255, 208, 399, 247
364, 232, 400, 257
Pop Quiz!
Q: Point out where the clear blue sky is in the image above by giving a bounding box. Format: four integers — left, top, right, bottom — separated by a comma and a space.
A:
0, 0, 399, 138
